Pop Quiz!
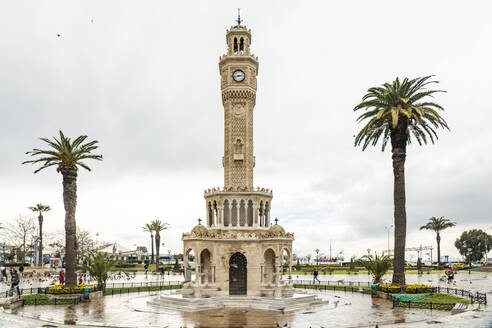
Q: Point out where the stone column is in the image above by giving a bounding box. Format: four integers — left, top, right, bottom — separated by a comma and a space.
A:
196, 265, 201, 286
236, 204, 240, 227
253, 204, 259, 227
183, 250, 189, 282
218, 206, 224, 227
289, 251, 293, 282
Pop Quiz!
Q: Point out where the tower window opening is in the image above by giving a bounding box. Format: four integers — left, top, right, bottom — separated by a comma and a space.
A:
207, 202, 213, 226
233, 37, 238, 54
239, 38, 244, 54
224, 200, 230, 226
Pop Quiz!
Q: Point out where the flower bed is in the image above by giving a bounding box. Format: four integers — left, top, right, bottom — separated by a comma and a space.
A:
380, 284, 434, 294
49, 283, 96, 294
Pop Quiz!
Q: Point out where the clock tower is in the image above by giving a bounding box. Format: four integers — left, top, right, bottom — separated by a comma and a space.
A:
219, 21, 259, 191
182, 16, 294, 298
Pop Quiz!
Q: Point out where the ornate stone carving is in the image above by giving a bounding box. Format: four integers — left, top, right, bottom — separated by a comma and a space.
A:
183, 227, 294, 240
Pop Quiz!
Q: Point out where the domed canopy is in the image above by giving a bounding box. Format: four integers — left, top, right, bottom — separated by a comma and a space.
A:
191, 224, 208, 235
269, 224, 285, 235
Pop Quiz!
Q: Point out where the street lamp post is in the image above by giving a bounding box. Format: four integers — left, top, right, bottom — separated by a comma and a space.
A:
467, 247, 472, 274
315, 249, 320, 266
385, 225, 393, 256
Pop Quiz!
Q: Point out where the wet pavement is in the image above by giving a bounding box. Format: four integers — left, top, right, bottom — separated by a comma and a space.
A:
1, 272, 491, 327
9, 288, 491, 327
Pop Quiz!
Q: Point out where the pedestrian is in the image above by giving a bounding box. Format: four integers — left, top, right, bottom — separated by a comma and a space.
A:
59, 269, 65, 285
19, 264, 24, 277
1, 265, 7, 283
144, 263, 149, 276
10, 268, 20, 297
78, 273, 83, 285
447, 270, 454, 284
313, 269, 320, 284
160, 266, 165, 277
0, 264, 5, 283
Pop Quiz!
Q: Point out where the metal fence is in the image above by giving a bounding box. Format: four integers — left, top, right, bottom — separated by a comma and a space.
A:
22, 295, 83, 306
292, 280, 487, 305
3, 280, 184, 299
293, 279, 372, 287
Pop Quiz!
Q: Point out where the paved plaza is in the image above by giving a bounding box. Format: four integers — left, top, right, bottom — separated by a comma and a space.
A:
1, 272, 489, 328
4, 288, 491, 327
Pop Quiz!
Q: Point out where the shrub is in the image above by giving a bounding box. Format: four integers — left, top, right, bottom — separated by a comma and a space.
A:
114, 263, 137, 268
2, 262, 30, 267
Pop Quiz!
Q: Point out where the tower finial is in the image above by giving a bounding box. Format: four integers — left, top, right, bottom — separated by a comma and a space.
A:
236, 8, 242, 26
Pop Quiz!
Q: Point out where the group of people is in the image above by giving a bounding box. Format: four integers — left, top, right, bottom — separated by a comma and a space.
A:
0, 265, 22, 297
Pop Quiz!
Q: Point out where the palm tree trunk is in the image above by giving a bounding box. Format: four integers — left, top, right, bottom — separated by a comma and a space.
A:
391, 146, 407, 287
150, 235, 155, 264
155, 234, 160, 272
61, 168, 78, 288
38, 214, 43, 267
436, 233, 441, 268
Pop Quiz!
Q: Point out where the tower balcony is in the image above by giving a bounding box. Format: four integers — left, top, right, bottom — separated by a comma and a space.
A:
203, 187, 273, 229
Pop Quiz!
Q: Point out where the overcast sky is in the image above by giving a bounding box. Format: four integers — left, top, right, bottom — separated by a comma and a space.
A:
1, 1, 491, 261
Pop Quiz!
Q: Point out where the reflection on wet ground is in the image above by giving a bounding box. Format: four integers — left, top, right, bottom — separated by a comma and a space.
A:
13, 288, 488, 328
6, 272, 492, 327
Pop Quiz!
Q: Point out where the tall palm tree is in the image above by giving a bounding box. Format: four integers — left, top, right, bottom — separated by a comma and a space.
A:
23, 131, 102, 288
142, 223, 155, 264
28, 203, 51, 267
354, 76, 449, 286
420, 216, 456, 268
151, 220, 169, 272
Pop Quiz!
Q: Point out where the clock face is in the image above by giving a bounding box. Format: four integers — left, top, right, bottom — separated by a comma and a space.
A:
232, 69, 245, 82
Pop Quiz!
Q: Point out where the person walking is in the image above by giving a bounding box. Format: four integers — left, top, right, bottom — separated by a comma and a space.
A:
0, 265, 5, 283
78, 273, 83, 285
18, 264, 24, 277
144, 263, 149, 276
313, 269, 320, 284
10, 268, 20, 297
1, 265, 7, 283
59, 269, 65, 285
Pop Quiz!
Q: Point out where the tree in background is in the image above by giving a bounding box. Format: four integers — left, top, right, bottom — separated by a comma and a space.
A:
357, 253, 393, 284
142, 223, 155, 264
151, 220, 170, 272
5, 215, 36, 263
353, 76, 449, 286
419, 216, 456, 268
455, 229, 492, 263
44, 227, 96, 261
23, 131, 103, 287
28, 203, 51, 266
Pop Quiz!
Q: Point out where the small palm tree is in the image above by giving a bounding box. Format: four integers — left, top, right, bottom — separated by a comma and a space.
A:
420, 216, 456, 268
354, 76, 449, 286
28, 203, 51, 267
23, 131, 103, 288
142, 223, 155, 264
79, 253, 123, 290
357, 253, 393, 284
151, 220, 170, 272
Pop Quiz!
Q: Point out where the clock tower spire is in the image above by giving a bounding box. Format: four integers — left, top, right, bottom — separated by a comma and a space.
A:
219, 19, 259, 191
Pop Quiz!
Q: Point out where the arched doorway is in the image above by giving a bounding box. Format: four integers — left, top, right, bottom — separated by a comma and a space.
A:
229, 252, 247, 295
264, 249, 276, 284
200, 249, 212, 284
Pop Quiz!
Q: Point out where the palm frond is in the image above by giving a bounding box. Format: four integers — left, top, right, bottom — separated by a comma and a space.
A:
353, 76, 448, 151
